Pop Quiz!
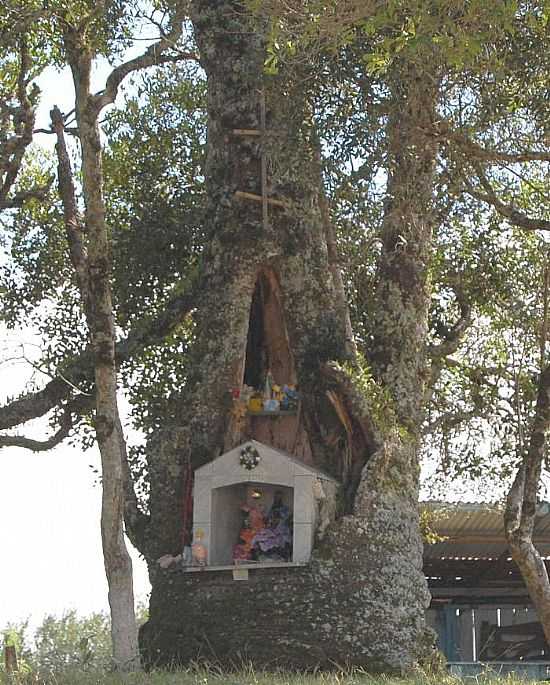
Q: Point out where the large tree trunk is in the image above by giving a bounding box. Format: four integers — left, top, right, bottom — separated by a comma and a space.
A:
139, 3, 437, 672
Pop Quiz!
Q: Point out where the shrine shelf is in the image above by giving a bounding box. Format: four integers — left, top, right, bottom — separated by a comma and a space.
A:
247, 409, 298, 417
181, 561, 307, 573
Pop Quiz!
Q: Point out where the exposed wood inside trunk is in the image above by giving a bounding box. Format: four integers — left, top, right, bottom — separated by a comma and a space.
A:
140, 1, 433, 671
227, 267, 313, 462
243, 270, 296, 389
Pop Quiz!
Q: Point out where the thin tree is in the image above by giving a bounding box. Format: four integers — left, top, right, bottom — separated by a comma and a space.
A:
505, 254, 550, 644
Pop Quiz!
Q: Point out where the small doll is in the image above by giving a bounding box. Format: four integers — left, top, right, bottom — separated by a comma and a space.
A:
192, 529, 208, 566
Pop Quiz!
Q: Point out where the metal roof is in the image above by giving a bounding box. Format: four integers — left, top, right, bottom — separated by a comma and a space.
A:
421, 501, 550, 560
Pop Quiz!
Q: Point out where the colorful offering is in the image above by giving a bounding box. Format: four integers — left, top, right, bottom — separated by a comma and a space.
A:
231, 372, 299, 415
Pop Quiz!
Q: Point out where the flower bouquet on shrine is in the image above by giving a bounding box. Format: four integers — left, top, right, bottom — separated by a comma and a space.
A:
230, 370, 299, 417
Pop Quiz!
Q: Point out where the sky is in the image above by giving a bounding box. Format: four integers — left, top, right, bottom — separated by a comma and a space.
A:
0, 438, 151, 629
0, 327, 151, 630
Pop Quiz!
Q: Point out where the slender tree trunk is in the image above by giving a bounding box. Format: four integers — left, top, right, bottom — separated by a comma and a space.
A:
505, 364, 550, 645
139, 4, 438, 673
60, 33, 140, 672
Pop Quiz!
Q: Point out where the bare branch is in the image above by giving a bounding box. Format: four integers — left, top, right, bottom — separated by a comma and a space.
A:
0, 39, 38, 210
0, 398, 83, 451
0, 182, 52, 210
0, 426, 71, 451
426, 283, 473, 401
0, 279, 199, 432
541, 254, 550, 370
465, 163, 550, 232
423, 408, 478, 435
436, 122, 550, 164
428, 298, 472, 359
504, 364, 550, 643
51, 105, 92, 313
312, 134, 357, 358
116, 417, 150, 554
91, 6, 197, 115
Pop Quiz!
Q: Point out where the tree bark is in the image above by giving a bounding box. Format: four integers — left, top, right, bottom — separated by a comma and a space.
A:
60, 31, 140, 672
139, 3, 437, 673
505, 364, 550, 645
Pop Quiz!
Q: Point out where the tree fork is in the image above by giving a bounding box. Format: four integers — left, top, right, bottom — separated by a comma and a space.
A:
139, 1, 433, 672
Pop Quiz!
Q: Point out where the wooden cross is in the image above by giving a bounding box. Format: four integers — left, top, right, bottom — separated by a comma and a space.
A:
232, 90, 287, 230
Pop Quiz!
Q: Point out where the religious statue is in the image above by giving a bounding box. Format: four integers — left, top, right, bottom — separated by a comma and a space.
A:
251, 490, 292, 561
233, 503, 265, 561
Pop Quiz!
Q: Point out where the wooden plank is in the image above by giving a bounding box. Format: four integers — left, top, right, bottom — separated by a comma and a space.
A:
475, 607, 498, 660
435, 534, 550, 544
234, 191, 287, 208
232, 128, 262, 136
182, 561, 307, 573
247, 410, 298, 416
434, 535, 507, 544
231, 129, 284, 137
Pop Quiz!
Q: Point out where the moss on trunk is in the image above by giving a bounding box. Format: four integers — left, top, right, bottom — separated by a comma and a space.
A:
139, 1, 438, 673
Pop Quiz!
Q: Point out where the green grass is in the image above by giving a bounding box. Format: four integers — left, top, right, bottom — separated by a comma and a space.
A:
0, 666, 546, 685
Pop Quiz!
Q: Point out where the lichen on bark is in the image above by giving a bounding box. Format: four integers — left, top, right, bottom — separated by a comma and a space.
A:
138, 1, 439, 673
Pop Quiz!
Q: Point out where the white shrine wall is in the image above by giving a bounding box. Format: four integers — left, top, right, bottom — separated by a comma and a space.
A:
193, 440, 338, 567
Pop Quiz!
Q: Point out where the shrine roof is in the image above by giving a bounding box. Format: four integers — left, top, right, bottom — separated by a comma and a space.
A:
195, 439, 339, 483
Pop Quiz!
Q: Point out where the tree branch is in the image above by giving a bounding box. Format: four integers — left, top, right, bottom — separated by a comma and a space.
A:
90, 6, 197, 115
428, 298, 472, 359
116, 417, 150, 554
0, 398, 83, 451
51, 105, 92, 313
0, 280, 199, 432
427, 289, 473, 401
321, 361, 383, 451
423, 408, 478, 436
0, 38, 38, 210
504, 363, 550, 644
0, 430, 70, 451
436, 122, 550, 164
466, 163, 550, 232
505, 253, 550, 549
0, 183, 52, 210
0, 9, 46, 49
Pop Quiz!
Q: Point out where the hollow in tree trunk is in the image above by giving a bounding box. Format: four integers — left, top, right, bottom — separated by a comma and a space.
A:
138, 2, 438, 672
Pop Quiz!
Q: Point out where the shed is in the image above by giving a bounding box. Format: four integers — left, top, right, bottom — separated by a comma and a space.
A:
422, 501, 550, 669
192, 439, 338, 569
